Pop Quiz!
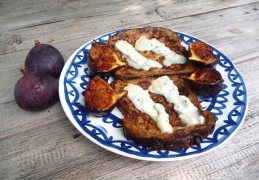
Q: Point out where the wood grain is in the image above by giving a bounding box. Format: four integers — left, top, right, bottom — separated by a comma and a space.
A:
0, 0, 258, 55
0, 0, 259, 179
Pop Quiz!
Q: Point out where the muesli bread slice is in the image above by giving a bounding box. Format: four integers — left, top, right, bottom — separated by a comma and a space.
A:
107, 26, 198, 80
111, 76, 216, 150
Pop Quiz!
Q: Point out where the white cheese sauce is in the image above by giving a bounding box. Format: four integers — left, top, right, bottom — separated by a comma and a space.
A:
115, 40, 162, 70
148, 76, 205, 126
124, 76, 205, 133
124, 84, 173, 133
135, 36, 186, 66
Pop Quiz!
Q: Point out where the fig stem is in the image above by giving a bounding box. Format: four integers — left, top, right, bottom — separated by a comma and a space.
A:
19, 66, 29, 76
20, 66, 26, 72
34, 39, 40, 45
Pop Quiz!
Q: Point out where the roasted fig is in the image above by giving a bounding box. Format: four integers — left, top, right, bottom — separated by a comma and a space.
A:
85, 77, 127, 116
25, 40, 64, 78
14, 66, 59, 111
189, 41, 218, 67
185, 67, 223, 97
88, 42, 126, 75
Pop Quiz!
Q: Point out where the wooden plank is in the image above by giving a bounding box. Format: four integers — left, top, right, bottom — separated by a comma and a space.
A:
1, 0, 258, 33
0, 1, 259, 55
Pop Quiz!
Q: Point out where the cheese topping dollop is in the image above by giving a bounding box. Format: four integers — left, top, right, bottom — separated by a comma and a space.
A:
124, 84, 173, 133
148, 76, 205, 126
115, 40, 162, 70
124, 76, 205, 133
115, 36, 186, 70
135, 36, 186, 66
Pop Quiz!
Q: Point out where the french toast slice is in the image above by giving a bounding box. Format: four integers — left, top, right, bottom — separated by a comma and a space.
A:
111, 76, 216, 150
107, 27, 198, 80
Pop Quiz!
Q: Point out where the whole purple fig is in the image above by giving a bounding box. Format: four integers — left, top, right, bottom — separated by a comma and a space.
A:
14, 66, 59, 111
25, 40, 64, 78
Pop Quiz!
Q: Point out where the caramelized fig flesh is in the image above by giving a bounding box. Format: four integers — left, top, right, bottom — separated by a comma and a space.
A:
189, 41, 218, 67
85, 77, 127, 116
88, 42, 126, 75
186, 67, 224, 97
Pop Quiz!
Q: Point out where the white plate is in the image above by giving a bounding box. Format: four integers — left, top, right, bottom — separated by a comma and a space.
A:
59, 29, 248, 161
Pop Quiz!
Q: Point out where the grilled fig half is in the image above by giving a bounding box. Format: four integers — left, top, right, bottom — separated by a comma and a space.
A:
88, 42, 126, 75
85, 77, 127, 116
185, 67, 223, 97
189, 41, 218, 67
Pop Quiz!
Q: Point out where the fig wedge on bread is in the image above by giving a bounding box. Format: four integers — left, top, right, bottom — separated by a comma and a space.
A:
188, 41, 218, 67
85, 77, 127, 116
88, 42, 126, 75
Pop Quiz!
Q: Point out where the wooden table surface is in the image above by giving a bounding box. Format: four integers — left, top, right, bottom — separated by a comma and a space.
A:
1, 0, 259, 179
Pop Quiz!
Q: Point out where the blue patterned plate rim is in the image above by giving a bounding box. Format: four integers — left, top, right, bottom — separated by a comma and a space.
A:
59, 29, 248, 161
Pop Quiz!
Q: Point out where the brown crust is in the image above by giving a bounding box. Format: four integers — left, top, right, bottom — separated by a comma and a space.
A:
111, 76, 216, 150
107, 27, 199, 80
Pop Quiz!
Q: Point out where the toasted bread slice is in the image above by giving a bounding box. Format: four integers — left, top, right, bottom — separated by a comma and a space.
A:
107, 27, 198, 80
111, 76, 216, 150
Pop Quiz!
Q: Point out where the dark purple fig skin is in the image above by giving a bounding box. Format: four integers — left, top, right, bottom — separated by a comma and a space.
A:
85, 105, 115, 117
185, 67, 224, 97
25, 40, 64, 79
14, 67, 59, 111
